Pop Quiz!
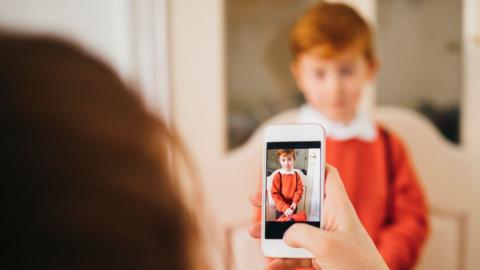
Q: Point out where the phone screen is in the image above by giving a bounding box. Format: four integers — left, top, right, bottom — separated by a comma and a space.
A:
265, 141, 322, 239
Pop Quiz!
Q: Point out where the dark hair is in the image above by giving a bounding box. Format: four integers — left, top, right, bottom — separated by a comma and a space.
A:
0, 33, 203, 270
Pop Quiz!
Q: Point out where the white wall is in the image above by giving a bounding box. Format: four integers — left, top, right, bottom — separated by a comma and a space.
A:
0, 0, 133, 79
461, 1, 480, 269
0, 0, 172, 118
462, 0, 480, 155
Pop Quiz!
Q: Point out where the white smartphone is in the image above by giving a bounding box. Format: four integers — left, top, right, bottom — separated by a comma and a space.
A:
261, 123, 326, 258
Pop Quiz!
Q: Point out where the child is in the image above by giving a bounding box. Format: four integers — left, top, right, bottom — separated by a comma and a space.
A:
271, 149, 304, 220
256, 3, 429, 270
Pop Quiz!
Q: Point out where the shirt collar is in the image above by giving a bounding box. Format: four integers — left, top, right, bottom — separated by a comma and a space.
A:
279, 168, 295, 175
298, 104, 377, 142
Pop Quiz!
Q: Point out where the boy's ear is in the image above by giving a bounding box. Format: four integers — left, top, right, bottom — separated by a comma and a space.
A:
290, 62, 299, 80
367, 58, 380, 80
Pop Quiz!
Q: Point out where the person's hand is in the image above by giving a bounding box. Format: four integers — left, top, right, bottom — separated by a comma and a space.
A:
249, 164, 388, 270
290, 202, 297, 210
284, 207, 294, 217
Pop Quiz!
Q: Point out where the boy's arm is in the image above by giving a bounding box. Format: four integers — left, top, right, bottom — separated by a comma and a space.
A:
292, 173, 304, 204
271, 173, 290, 212
377, 136, 430, 270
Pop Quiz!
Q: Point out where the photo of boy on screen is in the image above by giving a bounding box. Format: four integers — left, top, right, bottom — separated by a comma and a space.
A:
271, 149, 305, 221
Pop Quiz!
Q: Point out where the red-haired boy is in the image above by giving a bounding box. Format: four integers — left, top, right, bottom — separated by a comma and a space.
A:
271, 149, 304, 219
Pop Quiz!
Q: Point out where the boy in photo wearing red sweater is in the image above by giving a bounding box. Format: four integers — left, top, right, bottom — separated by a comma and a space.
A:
271, 149, 304, 220
256, 3, 429, 269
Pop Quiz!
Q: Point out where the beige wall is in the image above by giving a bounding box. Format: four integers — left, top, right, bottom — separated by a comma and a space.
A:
377, 0, 462, 109
168, 0, 229, 224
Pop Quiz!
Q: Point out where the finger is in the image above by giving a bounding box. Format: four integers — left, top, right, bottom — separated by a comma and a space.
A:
249, 190, 262, 208
284, 223, 329, 251
265, 258, 313, 270
248, 222, 261, 239
325, 164, 351, 205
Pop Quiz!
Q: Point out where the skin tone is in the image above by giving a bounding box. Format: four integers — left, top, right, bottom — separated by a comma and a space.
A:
250, 165, 388, 270
278, 154, 297, 216
279, 155, 294, 171
291, 48, 378, 124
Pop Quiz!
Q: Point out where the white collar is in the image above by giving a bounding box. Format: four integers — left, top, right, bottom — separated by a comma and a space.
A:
298, 104, 377, 142
279, 168, 295, 175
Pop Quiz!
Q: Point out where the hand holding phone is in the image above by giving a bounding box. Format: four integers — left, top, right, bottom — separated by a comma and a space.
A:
261, 124, 326, 258
251, 165, 389, 270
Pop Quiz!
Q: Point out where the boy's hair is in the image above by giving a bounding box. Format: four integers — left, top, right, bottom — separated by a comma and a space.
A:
290, 2, 375, 63
277, 149, 296, 160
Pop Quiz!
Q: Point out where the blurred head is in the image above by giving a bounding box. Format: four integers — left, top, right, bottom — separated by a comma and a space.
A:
277, 149, 296, 170
0, 33, 205, 270
289, 3, 378, 123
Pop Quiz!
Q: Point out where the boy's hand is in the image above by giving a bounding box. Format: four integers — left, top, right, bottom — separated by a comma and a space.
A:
284, 207, 294, 216
290, 202, 297, 210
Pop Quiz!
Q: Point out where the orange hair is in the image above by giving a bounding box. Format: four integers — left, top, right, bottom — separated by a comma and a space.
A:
290, 2, 375, 63
277, 149, 296, 160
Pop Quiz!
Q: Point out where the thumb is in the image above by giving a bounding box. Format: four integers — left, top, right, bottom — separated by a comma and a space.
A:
283, 223, 330, 252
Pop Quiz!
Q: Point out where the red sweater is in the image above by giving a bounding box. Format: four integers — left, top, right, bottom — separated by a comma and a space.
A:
257, 125, 429, 270
271, 172, 304, 212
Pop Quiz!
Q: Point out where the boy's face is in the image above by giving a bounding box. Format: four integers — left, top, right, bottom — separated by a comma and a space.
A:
291, 48, 378, 123
279, 154, 294, 170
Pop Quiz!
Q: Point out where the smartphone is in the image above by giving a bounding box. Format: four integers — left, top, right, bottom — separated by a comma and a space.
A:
261, 123, 326, 258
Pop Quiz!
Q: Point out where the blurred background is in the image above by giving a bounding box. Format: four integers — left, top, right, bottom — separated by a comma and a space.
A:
227, 0, 463, 148
1, 0, 479, 269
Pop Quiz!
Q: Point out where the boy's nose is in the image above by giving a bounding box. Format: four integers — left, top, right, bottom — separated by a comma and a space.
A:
326, 75, 341, 92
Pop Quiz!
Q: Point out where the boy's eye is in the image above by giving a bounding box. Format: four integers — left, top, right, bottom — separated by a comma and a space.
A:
339, 66, 354, 77
314, 69, 325, 78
